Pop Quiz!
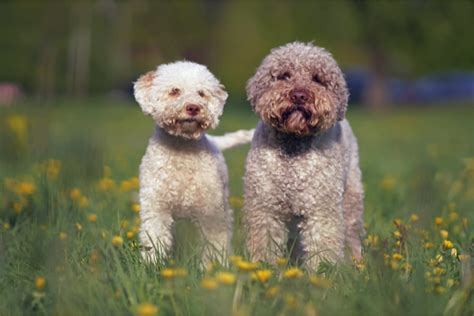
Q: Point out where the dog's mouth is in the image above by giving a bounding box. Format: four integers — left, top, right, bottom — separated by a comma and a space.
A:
282, 105, 312, 121
177, 118, 202, 132
272, 104, 319, 136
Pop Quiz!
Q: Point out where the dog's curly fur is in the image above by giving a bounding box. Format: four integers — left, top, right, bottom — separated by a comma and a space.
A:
243, 42, 364, 269
134, 61, 234, 263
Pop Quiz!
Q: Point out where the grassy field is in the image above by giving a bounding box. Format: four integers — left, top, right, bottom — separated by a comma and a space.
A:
0, 99, 473, 315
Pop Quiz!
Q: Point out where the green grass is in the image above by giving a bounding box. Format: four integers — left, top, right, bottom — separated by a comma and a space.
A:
0, 99, 473, 315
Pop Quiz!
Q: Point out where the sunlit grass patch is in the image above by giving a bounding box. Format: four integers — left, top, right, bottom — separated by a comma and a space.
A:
0, 102, 473, 315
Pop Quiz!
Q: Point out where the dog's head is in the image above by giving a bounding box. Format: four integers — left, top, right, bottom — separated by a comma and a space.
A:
134, 61, 228, 140
246, 42, 349, 136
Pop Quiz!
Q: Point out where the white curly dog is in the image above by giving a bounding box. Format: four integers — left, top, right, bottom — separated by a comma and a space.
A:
244, 42, 364, 269
134, 61, 253, 263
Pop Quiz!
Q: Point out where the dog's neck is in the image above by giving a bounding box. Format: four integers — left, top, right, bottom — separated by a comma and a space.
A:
154, 126, 206, 149
261, 121, 339, 156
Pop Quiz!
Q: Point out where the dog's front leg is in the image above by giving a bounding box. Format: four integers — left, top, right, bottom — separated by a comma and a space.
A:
196, 205, 233, 265
343, 157, 365, 261
139, 195, 174, 263
299, 206, 345, 270
243, 203, 288, 264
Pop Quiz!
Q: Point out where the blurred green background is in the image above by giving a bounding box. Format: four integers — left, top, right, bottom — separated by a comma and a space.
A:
1, 0, 474, 108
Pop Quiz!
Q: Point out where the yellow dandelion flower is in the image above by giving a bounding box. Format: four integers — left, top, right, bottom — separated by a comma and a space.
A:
88, 214, 97, 222
120, 180, 132, 192
46, 159, 61, 179
304, 303, 318, 316
442, 240, 454, 249
283, 267, 304, 279
112, 235, 123, 247
435, 217, 443, 226
3, 223, 10, 230
355, 261, 366, 271
75, 222, 83, 231
98, 177, 116, 191
439, 230, 449, 239
201, 277, 218, 289
434, 267, 446, 276
252, 269, 273, 283
70, 188, 82, 200
392, 253, 403, 261
35, 276, 46, 290
16, 181, 36, 195
174, 268, 187, 277
12, 200, 25, 214
6, 115, 28, 146
380, 175, 396, 190
450, 248, 458, 257
434, 286, 446, 295
137, 303, 158, 316
265, 286, 280, 298
160, 267, 187, 278
59, 232, 67, 240
393, 218, 401, 227
402, 262, 412, 272
395, 240, 401, 247
229, 196, 244, 209
79, 196, 89, 208
424, 242, 434, 249
235, 259, 258, 271
160, 268, 175, 279
449, 212, 459, 222
390, 261, 399, 270
410, 214, 419, 222
215, 271, 236, 285
276, 257, 288, 266
132, 203, 141, 213
229, 255, 242, 263
130, 177, 139, 190
309, 275, 332, 288
365, 234, 379, 247
393, 230, 401, 238
446, 279, 455, 288
120, 219, 129, 229
285, 294, 297, 307
126, 231, 134, 239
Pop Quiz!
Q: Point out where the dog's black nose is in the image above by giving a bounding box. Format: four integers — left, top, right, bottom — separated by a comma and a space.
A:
185, 104, 201, 116
289, 88, 310, 105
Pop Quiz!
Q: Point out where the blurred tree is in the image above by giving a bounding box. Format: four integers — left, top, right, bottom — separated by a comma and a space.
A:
0, 0, 473, 105
67, 2, 92, 96
350, 0, 474, 108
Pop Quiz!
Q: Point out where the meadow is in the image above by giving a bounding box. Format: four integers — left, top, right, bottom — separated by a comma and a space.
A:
0, 99, 473, 316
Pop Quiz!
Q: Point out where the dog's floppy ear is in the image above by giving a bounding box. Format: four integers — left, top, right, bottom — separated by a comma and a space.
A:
245, 75, 259, 110
214, 84, 229, 104
335, 80, 349, 121
134, 70, 156, 116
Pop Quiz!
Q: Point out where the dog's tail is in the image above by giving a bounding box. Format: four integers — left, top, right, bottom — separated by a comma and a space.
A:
207, 129, 255, 151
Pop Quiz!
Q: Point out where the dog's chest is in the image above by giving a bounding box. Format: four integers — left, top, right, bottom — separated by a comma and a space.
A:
264, 139, 345, 215
142, 143, 225, 211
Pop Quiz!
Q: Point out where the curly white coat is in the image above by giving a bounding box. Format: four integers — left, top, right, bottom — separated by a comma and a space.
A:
134, 61, 250, 263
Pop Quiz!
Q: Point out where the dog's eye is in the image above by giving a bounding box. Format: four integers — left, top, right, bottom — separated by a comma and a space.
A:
276, 72, 291, 81
169, 88, 181, 96
198, 90, 206, 98
312, 74, 325, 86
